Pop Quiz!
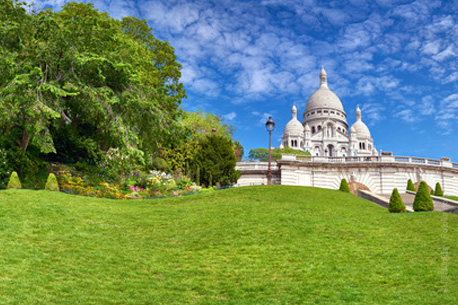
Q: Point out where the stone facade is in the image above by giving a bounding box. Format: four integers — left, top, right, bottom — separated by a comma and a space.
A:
280, 68, 376, 157
236, 155, 458, 196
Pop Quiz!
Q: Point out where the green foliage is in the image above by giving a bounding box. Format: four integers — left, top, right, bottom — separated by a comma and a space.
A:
162, 142, 200, 173
434, 182, 443, 196
0, 148, 11, 188
430, 189, 435, 196
7, 171, 21, 189
413, 181, 434, 212
181, 110, 234, 142
388, 188, 406, 213
45, 173, 60, 191
339, 178, 350, 193
249, 147, 311, 162
406, 179, 415, 191
0, 1, 185, 167
196, 167, 200, 186
191, 135, 240, 187
146, 155, 170, 172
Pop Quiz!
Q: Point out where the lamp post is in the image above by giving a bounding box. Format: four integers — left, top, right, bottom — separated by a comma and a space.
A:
265, 116, 275, 185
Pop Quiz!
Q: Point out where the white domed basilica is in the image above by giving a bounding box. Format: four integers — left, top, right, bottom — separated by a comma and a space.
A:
280, 68, 377, 157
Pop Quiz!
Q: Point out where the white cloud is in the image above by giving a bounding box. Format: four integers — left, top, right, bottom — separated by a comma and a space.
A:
223, 112, 237, 121
394, 108, 416, 123
432, 45, 456, 61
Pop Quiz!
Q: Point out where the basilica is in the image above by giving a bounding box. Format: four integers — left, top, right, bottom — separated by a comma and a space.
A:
280, 67, 377, 157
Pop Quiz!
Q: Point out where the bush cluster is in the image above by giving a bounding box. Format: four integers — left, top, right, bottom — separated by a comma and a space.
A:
406, 179, 415, 192
339, 178, 350, 193
413, 181, 434, 212
389, 188, 406, 213
7, 171, 22, 189
434, 182, 443, 196
45, 173, 60, 191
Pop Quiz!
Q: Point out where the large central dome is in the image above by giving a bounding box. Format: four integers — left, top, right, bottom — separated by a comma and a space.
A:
305, 68, 344, 112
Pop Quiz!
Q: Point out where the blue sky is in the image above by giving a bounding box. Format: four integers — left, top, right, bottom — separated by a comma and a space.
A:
31, 0, 458, 160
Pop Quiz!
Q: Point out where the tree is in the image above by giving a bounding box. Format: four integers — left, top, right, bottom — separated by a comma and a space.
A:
181, 110, 234, 142
191, 135, 240, 187
434, 182, 443, 196
389, 188, 406, 213
339, 178, 350, 193
413, 181, 434, 212
0, 2, 185, 164
406, 179, 415, 192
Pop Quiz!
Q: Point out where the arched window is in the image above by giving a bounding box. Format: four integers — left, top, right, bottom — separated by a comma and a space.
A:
327, 123, 333, 137
315, 146, 320, 156
318, 125, 322, 131
363, 143, 366, 150
312, 126, 316, 134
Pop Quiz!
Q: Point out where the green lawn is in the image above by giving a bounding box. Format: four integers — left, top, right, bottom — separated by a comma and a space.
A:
1, 186, 457, 304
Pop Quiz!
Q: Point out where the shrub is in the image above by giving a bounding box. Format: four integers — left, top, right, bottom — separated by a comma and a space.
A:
45, 173, 60, 191
339, 178, 350, 193
413, 181, 434, 212
389, 188, 406, 213
7, 171, 22, 189
430, 189, 435, 195
434, 182, 443, 196
406, 179, 415, 192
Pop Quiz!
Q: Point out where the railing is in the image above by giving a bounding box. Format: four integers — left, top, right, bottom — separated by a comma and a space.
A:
279, 154, 455, 167
235, 162, 278, 171
238, 156, 456, 169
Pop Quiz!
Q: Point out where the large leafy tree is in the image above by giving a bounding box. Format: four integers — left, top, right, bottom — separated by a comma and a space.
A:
0, 1, 185, 162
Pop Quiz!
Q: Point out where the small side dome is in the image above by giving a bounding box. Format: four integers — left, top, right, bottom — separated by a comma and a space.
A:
350, 126, 356, 134
283, 104, 304, 136
304, 123, 311, 132
350, 106, 371, 138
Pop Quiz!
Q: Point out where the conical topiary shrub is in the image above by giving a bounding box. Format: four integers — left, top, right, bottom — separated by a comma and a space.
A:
7, 171, 22, 189
45, 173, 60, 191
434, 182, 443, 196
389, 188, 406, 213
339, 178, 350, 193
413, 181, 434, 212
406, 179, 415, 192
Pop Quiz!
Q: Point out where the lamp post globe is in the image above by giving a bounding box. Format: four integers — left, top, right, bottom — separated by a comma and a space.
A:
265, 116, 275, 185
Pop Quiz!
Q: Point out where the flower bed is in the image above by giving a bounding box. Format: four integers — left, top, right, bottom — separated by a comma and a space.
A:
57, 166, 214, 200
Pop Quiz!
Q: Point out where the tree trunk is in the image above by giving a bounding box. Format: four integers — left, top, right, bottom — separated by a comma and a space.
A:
15, 128, 30, 152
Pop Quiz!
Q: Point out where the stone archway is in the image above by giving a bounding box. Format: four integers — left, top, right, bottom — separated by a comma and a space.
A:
349, 182, 370, 195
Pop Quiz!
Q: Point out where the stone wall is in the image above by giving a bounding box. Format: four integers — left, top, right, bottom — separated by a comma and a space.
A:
236, 155, 458, 196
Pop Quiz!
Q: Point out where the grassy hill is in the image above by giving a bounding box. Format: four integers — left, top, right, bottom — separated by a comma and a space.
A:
0, 186, 457, 304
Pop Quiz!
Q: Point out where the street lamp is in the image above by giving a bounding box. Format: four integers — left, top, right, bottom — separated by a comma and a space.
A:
265, 116, 275, 185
